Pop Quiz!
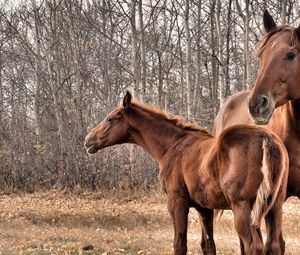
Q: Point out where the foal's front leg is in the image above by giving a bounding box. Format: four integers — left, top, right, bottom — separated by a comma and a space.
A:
168, 195, 190, 255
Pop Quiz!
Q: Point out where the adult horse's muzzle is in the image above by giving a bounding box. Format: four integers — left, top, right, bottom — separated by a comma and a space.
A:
248, 94, 274, 125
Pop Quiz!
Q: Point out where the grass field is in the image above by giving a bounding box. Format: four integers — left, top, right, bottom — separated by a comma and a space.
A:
0, 190, 299, 254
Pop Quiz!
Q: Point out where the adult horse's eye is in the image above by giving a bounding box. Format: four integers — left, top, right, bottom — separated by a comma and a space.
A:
106, 117, 112, 123
286, 52, 295, 61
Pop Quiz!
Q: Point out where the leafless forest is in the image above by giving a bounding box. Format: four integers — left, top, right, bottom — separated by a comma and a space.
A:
0, 0, 299, 191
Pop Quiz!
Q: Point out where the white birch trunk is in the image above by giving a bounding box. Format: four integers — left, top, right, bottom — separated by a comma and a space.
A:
31, 0, 43, 140
215, 0, 225, 105
138, 0, 146, 101
184, 0, 193, 120
130, 0, 140, 98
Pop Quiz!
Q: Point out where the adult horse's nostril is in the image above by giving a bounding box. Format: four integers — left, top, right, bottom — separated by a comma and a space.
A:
255, 95, 269, 115
261, 95, 268, 109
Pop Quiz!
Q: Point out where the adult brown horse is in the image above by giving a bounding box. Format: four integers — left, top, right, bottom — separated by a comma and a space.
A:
85, 91, 288, 255
214, 10, 300, 198
213, 9, 300, 255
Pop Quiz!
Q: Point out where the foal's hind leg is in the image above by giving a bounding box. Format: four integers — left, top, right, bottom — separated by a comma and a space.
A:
239, 229, 262, 255
232, 202, 264, 255
195, 207, 216, 255
239, 237, 245, 255
264, 203, 284, 255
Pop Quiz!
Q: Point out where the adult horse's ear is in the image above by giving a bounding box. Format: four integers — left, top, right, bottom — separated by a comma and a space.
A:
123, 91, 132, 111
295, 24, 300, 40
263, 10, 277, 33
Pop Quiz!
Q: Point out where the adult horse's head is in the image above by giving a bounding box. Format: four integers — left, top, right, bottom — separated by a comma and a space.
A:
84, 91, 133, 154
248, 10, 300, 124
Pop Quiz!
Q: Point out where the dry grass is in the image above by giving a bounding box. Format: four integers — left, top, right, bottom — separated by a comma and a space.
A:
0, 190, 299, 254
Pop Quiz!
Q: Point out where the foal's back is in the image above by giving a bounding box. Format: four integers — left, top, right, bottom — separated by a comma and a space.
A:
160, 124, 288, 213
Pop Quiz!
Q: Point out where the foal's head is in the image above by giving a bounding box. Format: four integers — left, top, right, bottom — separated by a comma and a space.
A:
84, 92, 133, 154
248, 10, 300, 124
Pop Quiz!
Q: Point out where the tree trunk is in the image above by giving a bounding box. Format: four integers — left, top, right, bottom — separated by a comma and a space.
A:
281, 0, 287, 24
210, 0, 217, 102
236, 0, 250, 90
47, 0, 67, 183
215, 0, 225, 105
138, 0, 146, 101
157, 50, 163, 108
194, 0, 202, 116
225, 0, 232, 97
245, 0, 250, 90
184, 0, 193, 120
102, 0, 112, 111
130, 0, 140, 98
31, 0, 43, 141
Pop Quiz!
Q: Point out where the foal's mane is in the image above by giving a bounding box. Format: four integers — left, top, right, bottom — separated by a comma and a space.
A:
257, 25, 298, 57
130, 100, 210, 135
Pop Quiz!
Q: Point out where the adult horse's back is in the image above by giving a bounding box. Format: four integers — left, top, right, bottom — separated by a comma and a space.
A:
213, 91, 253, 136
214, 10, 300, 199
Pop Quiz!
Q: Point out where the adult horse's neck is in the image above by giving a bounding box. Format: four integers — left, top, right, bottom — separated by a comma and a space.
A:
286, 99, 300, 135
270, 98, 300, 139
127, 106, 202, 164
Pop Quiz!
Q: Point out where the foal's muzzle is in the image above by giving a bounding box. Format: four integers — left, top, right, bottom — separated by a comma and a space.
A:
84, 136, 98, 154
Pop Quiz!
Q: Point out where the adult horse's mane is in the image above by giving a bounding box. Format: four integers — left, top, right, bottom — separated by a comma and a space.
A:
129, 99, 210, 135
257, 25, 298, 57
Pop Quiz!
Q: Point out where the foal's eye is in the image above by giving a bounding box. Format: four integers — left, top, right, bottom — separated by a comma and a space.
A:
285, 52, 296, 61
106, 117, 113, 123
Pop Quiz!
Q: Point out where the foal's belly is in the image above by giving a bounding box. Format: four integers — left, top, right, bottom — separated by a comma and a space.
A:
188, 181, 230, 210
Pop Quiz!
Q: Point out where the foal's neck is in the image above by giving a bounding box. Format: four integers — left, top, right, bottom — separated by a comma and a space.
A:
128, 111, 189, 163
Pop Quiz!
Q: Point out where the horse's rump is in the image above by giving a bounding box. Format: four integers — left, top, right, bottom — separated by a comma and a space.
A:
214, 125, 288, 227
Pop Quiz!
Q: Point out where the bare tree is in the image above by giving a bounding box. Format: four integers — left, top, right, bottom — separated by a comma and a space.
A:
1, 0, 296, 191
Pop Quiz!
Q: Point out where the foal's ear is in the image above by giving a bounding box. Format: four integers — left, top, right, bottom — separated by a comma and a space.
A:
123, 91, 132, 111
263, 10, 277, 33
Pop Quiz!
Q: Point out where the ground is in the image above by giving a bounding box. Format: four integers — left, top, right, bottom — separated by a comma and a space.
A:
0, 190, 299, 255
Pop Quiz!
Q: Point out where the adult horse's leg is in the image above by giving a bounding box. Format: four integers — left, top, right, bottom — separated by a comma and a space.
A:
168, 195, 190, 255
195, 207, 216, 255
232, 202, 264, 255
264, 205, 284, 255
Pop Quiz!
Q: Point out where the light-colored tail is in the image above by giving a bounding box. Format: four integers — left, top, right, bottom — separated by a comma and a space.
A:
251, 139, 285, 227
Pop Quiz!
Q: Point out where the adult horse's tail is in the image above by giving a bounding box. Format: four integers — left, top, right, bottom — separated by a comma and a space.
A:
251, 137, 288, 227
